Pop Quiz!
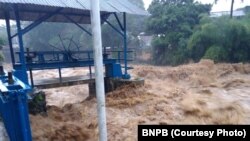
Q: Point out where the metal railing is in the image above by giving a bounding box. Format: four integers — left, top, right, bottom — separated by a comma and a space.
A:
15, 49, 135, 65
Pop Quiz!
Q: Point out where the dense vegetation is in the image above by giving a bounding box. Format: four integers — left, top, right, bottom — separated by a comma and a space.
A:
147, 0, 250, 65
189, 15, 250, 63
147, 0, 211, 65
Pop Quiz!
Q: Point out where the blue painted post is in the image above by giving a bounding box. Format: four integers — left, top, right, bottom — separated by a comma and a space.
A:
123, 12, 130, 79
14, 6, 29, 84
17, 92, 32, 141
0, 90, 33, 141
4, 11, 16, 66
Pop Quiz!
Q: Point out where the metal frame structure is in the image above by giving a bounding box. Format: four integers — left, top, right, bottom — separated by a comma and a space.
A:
2, 8, 130, 141
6, 9, 131, 80
5, 7, 134, 87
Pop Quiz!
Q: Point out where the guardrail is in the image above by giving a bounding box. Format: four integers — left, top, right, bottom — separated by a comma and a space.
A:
15, 49, 135, 65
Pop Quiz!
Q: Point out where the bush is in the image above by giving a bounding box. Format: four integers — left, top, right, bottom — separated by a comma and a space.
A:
188, 16, 250, 63
203, 45, 229, 62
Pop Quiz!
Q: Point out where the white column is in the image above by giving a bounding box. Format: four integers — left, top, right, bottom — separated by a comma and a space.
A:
90, 0, 107, 141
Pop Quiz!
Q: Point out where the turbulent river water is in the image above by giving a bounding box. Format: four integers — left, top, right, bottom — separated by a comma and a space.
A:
1, 60, 250, 141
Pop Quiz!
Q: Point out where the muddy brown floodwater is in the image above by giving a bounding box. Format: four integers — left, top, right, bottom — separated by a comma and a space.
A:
19, 60, 250, 140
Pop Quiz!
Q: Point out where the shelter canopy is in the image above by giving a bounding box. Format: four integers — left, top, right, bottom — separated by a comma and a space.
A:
0, 0, 149, 24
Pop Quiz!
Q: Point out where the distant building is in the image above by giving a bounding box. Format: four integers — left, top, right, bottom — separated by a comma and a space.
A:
210, 9, 245, 18
138, 32, 153, 48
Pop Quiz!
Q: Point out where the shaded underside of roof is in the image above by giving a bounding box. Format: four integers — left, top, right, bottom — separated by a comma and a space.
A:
0, 0, 148, 24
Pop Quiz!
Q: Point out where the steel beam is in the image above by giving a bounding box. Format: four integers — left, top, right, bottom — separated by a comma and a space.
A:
123, 12, 129, 79
13, 59, 117, 70
113, 13, 124, 31
102, 18, 124, 36
14, 5, 29, 84
4, 11, 16, 66
63, 15, 92, 36
11, 8, 63, 38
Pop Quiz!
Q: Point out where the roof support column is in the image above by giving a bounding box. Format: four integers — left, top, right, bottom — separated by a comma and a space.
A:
123, 12, 130, 79
113, 13, 124, 31
14, 6, 28, 84
90, 0, 107, 141
4, 11, 15, 66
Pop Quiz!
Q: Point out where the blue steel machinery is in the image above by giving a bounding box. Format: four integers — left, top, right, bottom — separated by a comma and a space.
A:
0, 0, 149, 140
0, 68, 32, 141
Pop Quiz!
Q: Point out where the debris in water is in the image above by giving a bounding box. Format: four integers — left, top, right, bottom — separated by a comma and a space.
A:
28, 60, 250, 140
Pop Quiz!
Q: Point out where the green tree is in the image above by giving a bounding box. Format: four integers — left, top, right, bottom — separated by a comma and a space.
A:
147, 0, 211, 65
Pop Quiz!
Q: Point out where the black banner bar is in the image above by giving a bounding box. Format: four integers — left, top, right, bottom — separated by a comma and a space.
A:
138, 125, 250, 141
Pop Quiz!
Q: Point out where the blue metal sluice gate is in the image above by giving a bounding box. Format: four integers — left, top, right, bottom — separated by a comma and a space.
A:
0, 0, 149, 140
0, 69, 32, 141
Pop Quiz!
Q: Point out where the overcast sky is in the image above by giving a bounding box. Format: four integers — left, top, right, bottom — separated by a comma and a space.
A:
143, 0, 250, 12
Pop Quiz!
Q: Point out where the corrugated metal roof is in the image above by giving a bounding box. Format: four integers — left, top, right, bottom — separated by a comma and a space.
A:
0, 0, 148, 23
0, 0, 148, 15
